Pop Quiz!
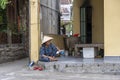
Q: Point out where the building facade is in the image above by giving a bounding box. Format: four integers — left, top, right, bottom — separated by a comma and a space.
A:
73, 0, 120, 59
60, 0, 72, 22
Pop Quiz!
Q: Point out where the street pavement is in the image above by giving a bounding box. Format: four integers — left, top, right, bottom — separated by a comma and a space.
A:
0, 58, 120, 80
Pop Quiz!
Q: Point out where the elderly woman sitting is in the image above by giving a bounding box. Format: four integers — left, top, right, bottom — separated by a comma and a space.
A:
39, 36, 64, 62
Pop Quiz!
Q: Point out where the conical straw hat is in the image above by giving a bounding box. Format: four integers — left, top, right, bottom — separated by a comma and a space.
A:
41, 36, 53, 44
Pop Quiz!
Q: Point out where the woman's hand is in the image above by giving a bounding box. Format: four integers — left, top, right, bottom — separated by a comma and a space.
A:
48, 56, 54, 60
48, 56, 58, 61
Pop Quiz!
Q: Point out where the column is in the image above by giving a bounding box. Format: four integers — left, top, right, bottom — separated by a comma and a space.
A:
29, 0, 41, 63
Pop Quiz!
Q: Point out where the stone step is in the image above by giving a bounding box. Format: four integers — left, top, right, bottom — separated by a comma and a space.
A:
38, 57, 120, 73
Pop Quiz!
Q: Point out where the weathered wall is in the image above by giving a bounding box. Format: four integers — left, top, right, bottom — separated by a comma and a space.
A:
0, 32, 7, 44
104, 0, 120, 56
0, 44, 27, 64
19, 0, 29, 56
0, 0, 29, 64
40, 0, 60, 34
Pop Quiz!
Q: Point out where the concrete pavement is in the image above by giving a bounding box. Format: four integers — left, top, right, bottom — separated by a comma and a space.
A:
0, 58, 120, 80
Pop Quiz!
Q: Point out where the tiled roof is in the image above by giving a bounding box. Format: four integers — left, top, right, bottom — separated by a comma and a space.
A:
61, 7, 69, 13
60, 0, 72, 4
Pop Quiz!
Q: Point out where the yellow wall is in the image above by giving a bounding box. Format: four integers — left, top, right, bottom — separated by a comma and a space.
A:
73, 0, 104, 44
73, 0, 83, 34
91, 0, 104, 43
104, 0, 120, 56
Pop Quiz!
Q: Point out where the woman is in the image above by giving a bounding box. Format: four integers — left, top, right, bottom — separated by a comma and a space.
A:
39, 36, 64, 62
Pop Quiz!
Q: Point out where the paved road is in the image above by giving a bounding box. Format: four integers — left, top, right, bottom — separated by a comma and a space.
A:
0, 58, 120, 80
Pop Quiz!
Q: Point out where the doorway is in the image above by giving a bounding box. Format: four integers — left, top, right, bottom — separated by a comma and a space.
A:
80, 0, 92, 44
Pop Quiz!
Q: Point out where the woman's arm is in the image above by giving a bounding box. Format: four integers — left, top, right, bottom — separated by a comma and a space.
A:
40, 47, 46, 57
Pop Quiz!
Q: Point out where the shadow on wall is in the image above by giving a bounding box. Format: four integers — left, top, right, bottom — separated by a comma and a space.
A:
45, 34, 65, 50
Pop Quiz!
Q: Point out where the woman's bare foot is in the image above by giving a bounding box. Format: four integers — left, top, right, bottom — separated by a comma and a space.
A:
53, 58, 58, 61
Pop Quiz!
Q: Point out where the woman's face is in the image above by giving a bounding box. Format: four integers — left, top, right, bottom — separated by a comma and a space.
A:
45, 40, 51, 46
